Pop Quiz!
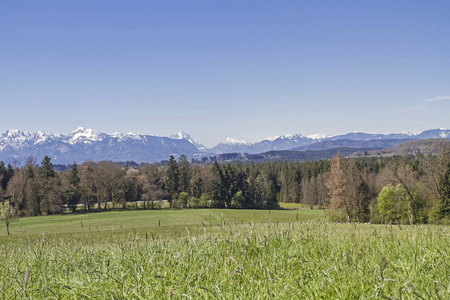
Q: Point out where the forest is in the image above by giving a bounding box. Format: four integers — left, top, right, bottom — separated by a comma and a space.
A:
1, 142, 450, 227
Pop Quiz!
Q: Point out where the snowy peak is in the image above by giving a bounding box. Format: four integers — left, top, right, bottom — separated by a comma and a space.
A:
307, 133, 334, 140
416, 128, 450, 139
111, 131, 142, 141
222, 138, 251, 146
208, 137, 252, 154
259, 133, 311, 143
2, 129, 27, 141
209, 134, 311, 154
261, 133, 303, 142
0, 129, 29, 151
34, 131, 51, 145
65, 127, 105, 144
170, 131, 191, 140
170, 131, 206, 150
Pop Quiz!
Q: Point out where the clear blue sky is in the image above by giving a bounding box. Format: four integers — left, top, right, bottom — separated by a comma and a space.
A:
1, 0, 449, 147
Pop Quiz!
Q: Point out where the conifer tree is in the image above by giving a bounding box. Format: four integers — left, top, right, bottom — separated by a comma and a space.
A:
68, 162, 81, 212
40, 156, 55, 181
178, 155, 191, 194
265, 180, 278, 209
24, 158, 40, 216
166, 155, 179, 207
0, 161, 14, 191
39, 156, 59, 215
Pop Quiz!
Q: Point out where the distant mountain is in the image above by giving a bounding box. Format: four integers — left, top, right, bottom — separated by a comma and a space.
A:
415, 128, 450, 139
0, 127, 448, 164
169, 132, 206, 150
209, 138, 252, 154
208, 134, 312, 154
208, 129, 450, 154
0, 127, 199, 164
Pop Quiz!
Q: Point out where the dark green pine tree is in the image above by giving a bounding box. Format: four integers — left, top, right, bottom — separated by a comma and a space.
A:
24, 159, 40, 216
211, 161, 227, 208
265, 180, 278, 209
0, 161, 7, 190
193, 177, 203, 198
40, 156, 55, 181
166, 155, 179, 207
178, 154, 191, 194
68, 162, 81, 212
39, 156, 55, 215
439, 162, 450, 215
0, 161, 14, 191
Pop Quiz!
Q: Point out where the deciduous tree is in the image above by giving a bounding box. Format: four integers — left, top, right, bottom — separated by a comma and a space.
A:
0, 200, 18, 236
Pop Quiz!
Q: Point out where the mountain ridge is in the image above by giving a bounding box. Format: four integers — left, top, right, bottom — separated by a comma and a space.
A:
207, 128, 449, 154
0, 127, 448, 164
0, 128, 199, 164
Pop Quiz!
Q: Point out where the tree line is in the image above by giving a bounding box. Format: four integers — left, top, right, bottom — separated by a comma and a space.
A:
1, 142, 450, 231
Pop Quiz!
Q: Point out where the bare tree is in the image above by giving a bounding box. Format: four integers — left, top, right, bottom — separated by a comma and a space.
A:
421, 141, 450, 205
385, 157, 420, 224
7, 168, 27, 213
326, 152, 365, 221
139, 163, 165, 209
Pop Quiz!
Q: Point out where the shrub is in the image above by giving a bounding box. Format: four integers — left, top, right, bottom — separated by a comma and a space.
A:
177, 192, 189, 208
190, 197, 200, 208
231, 191, 245, 209
199, 193, 210, 208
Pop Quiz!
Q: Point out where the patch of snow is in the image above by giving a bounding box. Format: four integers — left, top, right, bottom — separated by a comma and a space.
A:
307, 133, 333, 140
66, 127, 103, 144
261, 133, 306, 142
112, 132, 123, 138
222, 138, 251, 145
260, 135, 280, 142
34, 131, 49, 145
170, 131, 206, 150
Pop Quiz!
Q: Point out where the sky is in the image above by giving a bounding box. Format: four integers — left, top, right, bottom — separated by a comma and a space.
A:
1, 0, 449, 147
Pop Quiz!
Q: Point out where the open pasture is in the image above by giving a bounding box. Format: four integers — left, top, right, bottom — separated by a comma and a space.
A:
1, 209, 449, 299
0, 208, 323, 243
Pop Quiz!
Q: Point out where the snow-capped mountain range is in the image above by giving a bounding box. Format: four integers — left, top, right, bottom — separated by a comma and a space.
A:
209, 129, 450, 154
0, 127, 198, 164
0, 127, 448, 164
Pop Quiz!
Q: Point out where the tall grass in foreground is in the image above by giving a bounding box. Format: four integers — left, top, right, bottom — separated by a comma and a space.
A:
1, 222, 449, 299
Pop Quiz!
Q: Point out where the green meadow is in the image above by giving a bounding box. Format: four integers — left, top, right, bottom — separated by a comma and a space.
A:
0, 208, 323, 243
1, 209, 449, 299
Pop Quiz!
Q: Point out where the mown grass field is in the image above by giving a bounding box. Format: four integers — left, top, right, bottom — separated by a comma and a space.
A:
0, 208, 323, 243
1, 209, 449, 299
